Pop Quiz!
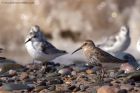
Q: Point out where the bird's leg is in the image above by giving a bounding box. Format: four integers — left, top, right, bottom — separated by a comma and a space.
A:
101, 65, 105, 78
32, 59, 35, 65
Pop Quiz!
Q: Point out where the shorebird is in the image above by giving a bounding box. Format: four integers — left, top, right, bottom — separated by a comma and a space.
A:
25, 25, 67, 63
72, 40, 127, 65
97, 25, 130, 55
136, 38, 140, 53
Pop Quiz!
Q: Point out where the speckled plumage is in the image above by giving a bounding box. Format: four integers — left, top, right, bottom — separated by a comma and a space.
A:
72, 40, 127, 64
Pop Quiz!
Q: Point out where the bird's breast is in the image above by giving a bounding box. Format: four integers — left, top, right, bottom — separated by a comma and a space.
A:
25, 41, 38, 58
83, 48, 94, 59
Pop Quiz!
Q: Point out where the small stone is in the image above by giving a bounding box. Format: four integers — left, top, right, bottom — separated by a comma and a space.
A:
58, 68, 72, 75
35, 86, 47, 92
86, 69, 94, 74
71, 71, 77, 76
90, 88, 97, 93
68, 85, 76, 91
0, 60, 23, 73
120, 63, 136, 73
117, 89, 128, 93
39, 89, 49, 93
79, 84, 86, 91
103, 78, 113, 83
20, 72, 29, 80
2, 83, 30, 91
97, 85, 118, 93
48, 79, 63, 85
48, 85, 56, 91
8, 70, 16, 76
109, 71, 115, 78
120, 84, 133, 91
135, 83, 140, 87
0, 91, 11, 93
92, 66, 101, 71
73, 87, 80, 92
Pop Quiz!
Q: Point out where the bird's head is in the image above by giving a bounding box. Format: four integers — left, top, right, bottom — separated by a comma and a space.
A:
72, 40, 95, 54
119, 25, 129, 36
25, 25, 40, 44
31, 25, 40, 32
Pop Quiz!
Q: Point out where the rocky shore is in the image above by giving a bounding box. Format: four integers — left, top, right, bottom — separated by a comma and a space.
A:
0, 58, 139, 93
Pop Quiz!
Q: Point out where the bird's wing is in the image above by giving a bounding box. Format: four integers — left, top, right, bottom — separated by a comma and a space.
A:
97, 36, 117, 48
41, 40, 67, 54
95, 47, 125, 63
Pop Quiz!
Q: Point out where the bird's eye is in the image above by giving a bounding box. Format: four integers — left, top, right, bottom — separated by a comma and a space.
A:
33, 34, 37, 38
84, 43, 87, 45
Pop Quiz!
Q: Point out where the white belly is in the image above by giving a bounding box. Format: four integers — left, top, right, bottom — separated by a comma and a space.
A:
137, 41, 140, 52
105, 37, 130, 53
25, 41, 61, 62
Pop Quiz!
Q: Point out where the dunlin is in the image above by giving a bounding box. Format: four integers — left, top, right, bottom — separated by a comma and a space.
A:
72, 40, 127, 65
25, 25, 67, 63
97, 25, 130, 55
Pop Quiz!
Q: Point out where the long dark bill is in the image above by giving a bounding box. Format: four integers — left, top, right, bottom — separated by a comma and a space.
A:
72, 47, 82, 54
24, 38, 31, 44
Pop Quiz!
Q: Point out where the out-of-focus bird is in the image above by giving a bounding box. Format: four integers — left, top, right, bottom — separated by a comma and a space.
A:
25, 25, 67, 63
136, 38, 140, 53
97, 25, 130, 55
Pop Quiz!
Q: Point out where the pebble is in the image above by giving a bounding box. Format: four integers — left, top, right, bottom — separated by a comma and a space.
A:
109, 71, 116, 78
71, 71, 77, 76
92, 66, 101, 71
48, 85, 56, 91
8, 70, 16, 76
34, 86, 47, 92
0, 62, 23, 73
120, 84, 133, 91
103, 78, 113, 83
97, 85, 118, 93
0, 91, 11, 93
20, 72, 29, 80
2, 83, 30, 91
39, 89, 49, 93
135, 83, 140, 87
79, 84, 86, 91
58, 68, 72, 75
120, 63, 136, 73
68, 85, 76, 91
117, 89, 128, 93
86, 69, 94, 74
47, 79, 63, 85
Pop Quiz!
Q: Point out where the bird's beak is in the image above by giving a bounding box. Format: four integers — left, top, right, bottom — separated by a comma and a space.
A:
24, 38, 31, 44
72, 45, 83, 54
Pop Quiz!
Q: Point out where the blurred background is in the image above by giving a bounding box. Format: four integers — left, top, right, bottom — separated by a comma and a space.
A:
0, 0, 140, 65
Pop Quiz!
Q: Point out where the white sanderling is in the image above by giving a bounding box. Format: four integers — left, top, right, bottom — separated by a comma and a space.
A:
136, 38, 140, 52
97, 25, 131, 56
25, 25, 67, 63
